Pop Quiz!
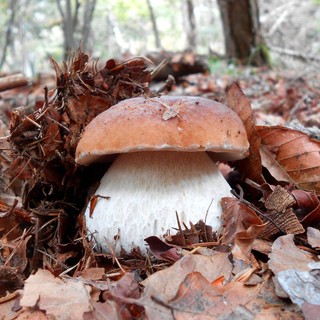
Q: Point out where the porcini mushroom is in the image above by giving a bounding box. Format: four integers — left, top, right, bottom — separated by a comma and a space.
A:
75, 96, 249, 252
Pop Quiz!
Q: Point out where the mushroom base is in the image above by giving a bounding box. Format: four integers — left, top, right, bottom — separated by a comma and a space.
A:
85, 151, 233, 253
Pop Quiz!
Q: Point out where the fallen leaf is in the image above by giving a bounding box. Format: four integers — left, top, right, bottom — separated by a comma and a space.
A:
268, 234, 314, 275
257, 126, 320, 194
146, 270, 302, 320
0, 266, 24, 297
264, 185, 296, 212
307, 227, 320, 249
260, 207, 305, 240
0, 291, 20, 319
268, 234, 315, 298
292, 189, 319, 212
220, 197, 266, 262
259, 185, 305, 240
86, 273, 143, 320
227, 83, 264, 186
4, 235, 31, 272
144, 236, 181, 262
251, 238, 273, 256
300, 203, 320, 229
15, 309, 48, 320
20, 269, 92, 319
142, 253, 233, 302
168, 271, 258, 319
302, 303, 320, 320
277, 262, 320, 307
84, 300, 118, 320
76, 267, 105, 281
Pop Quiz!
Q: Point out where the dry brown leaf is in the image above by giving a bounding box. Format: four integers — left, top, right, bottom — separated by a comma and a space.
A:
3, 235, 31, 272
226, 83, 264, 185
300, 203, 320, 229
302, 303, 320, 320
142, 253, 233, 302
260, 208, 305, 240
167, 271, 258, 319
76, 267, 105, 280
292, 189, 319, 212
257, 125, 320, 194
15, 309, 48, 320
220, 197, 266, 262
86, 273, 143, 320
84, 300, 118, 320
0, 266, 24, 297
268, 234, 316, 299
150, 271, 302, 320
144, 236, 181, 262
259, 185, 305, 239
140, 271, 303, 320
264, 185, 296, 212
268, 234, 314, 275
0, 295, 20, 320
20, 269, 92, 319
307, 227, 320, 249
277, 262, 320, 308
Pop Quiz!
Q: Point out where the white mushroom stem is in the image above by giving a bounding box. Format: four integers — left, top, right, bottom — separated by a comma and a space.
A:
86, 151, 233, 253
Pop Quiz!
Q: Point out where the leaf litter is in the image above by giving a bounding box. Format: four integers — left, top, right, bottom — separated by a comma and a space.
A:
1, 50, 320, 319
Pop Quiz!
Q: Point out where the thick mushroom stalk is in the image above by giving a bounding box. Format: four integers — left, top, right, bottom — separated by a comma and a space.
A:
76, 96, 250, 254
86, 151, 232, 252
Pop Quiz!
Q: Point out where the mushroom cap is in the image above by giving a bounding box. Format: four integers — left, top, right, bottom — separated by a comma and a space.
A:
76, 95, 249, 165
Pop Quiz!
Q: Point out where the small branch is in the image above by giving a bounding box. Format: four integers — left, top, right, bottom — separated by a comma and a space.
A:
269, 46, 320, 63
56, 0, 65, 22
0, 74, 29, 92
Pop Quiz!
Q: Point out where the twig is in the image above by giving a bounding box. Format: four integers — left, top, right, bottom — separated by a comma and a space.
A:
175, 211, 187, 247
0, 74, 29, 92
106, 238, 126, 275
204, 198, 214, 241
4, 157, 31, 191
59, 262, 80, 276
0, 291, 20, 303
267, 9, 289, 37
191, 241, 218, 247
269, 46, 320, 63
25, 115, 41, 129
37, 249, 68, 270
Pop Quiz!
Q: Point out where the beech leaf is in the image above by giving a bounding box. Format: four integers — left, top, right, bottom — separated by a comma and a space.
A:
268, 235, 313, 275
257, 125, 320, 194
20, 269, 92, 319
226, 83, 264, 185
142, 253, 233, 302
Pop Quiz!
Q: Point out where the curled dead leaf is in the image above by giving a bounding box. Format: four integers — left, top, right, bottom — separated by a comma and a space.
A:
292, 189, 319, 211
144, 236, 181, 262
226, 83, 264, 186
259, 185, 305, 240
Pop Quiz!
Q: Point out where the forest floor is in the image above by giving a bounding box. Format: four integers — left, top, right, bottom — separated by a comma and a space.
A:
0, 52, 320, 319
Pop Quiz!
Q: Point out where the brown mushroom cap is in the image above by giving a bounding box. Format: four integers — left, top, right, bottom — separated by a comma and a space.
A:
75, 95, 249, 165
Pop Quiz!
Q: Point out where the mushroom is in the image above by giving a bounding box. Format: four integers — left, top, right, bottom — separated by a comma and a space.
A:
75, 96, 249, 252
